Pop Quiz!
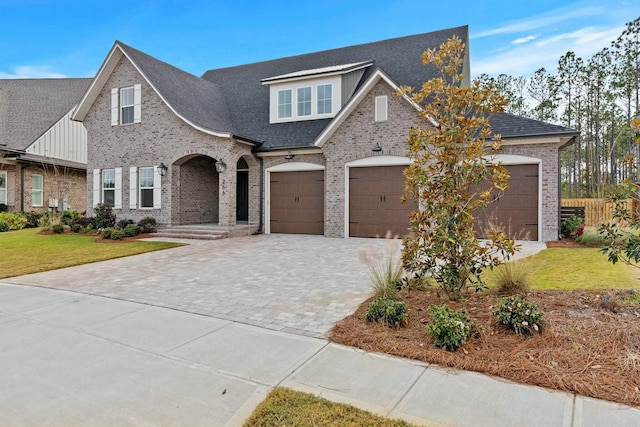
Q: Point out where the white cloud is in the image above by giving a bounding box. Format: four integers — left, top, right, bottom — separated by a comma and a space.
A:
512, 35, 538, 45
0, 65, 68, 79
472, 25, 625, 77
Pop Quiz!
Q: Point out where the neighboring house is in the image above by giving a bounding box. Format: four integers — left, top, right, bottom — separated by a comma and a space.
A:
71, 25, 577, 241
0, 78, 91, 212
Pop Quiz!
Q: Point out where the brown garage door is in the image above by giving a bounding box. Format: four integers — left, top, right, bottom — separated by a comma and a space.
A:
474, 164, 538, 240
270, 170, 324, 235
349, 165, 417, 238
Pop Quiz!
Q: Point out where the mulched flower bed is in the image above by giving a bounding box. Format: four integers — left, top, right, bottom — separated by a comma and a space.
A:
330, 287, 640, 407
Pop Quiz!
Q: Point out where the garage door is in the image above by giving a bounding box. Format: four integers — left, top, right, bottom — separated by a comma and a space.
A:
348, 165, 417, 238
270, 170, 324, 235
474, 164, 538, 240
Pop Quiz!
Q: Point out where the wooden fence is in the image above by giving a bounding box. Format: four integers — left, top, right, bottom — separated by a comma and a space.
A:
561, 198, 639, 227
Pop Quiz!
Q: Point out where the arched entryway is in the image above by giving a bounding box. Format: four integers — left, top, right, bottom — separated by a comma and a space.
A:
236, 157, 249, 222
175, 155, 220, 224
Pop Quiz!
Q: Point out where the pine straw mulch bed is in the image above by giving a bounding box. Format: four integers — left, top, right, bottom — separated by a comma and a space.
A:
330, 287, 640, 407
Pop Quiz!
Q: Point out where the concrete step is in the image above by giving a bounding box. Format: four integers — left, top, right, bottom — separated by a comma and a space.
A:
151, 232, 227, 240
152, 226, 229, 240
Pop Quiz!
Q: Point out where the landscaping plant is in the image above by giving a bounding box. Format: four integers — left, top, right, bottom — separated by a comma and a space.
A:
357, 232, 404, 300
397, 36, 517, 301
94, 203, 116, 229
0, 212, 27, 231
560, 215, 585, 238
426, 304, 474, 351
365, 298, 408, 327
494, 295, 544, 335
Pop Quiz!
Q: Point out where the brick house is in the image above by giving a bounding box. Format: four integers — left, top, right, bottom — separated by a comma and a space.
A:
0, 78, 91, 213
72, 25, 577, 241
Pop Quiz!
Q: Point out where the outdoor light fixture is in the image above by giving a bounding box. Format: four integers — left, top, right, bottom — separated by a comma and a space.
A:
215, 159, 227, 173
284, 151, 295, 160
372, 143, 382, 152
158, 162, 168, 177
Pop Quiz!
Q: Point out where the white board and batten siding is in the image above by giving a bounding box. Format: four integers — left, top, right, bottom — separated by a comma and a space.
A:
26, 110, 87, 164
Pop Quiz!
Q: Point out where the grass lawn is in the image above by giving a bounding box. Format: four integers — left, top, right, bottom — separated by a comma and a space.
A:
486, 247, 640, 290
0, 228, 181, 279
243, 388, 416, 427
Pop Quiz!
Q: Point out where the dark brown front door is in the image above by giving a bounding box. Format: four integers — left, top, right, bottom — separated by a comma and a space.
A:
348, 165, 417, 238
270, 170, 324, 235
474, 164, 539, 240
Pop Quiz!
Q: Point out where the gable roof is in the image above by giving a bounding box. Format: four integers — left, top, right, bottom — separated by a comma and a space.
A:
0, 78, 91, 151
202, 25, 469, 150
490, 113, 578, 140
72, 41, 258, 144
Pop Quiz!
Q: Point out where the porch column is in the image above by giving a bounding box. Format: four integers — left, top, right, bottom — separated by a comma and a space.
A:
218, 160, 237, 227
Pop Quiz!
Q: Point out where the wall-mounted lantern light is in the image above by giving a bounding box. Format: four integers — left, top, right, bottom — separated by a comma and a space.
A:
158, 162, 168, 177
215, 159, 227, 173
284, 151, 295, 160
372, 143, 382, 153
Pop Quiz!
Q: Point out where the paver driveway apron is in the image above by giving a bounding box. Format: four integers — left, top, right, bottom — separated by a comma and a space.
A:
7, 234, 389, 338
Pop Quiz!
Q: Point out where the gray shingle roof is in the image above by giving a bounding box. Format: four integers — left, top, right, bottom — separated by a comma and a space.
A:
117, 41, 240, 138
490, 112, 578, 139
202, 25, 470, 149
0, 78, 91, 150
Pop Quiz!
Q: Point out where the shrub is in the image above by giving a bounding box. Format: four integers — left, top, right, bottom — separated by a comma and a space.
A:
109, 228, 125, 240
123, 223, 138, 237
70, 223, 83, 233
51, 224, 65, 234
561, 215, 584, 238
365, 298, 408, 327
23, 211, 43, 228
494, 295, 544, 335
426, 304, 474, 351
60, 210, 83, 226
0, 203, 7, 212
0, 221, 9, 232
94, 203, 116, 229
357, 232, 404, 300
0, 212, 28, 230
117, 218, 135, 229
99, 227, 113, 239
493, 259, 531, 295
74, 216, 96, 229
137, 217, 157, 234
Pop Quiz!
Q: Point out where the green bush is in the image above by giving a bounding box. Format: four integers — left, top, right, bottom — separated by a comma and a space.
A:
0, 212, 28, 230
365, 298, 408, 327
60, 210, 83, 226
70, 223, 83, 233
427, 304, 474, 351
23, 211, 43, 228
94, 203, 116, 229
137, 217, 157, 234
117, 218, 135, 229
99, 227, 113, 239
494, 295, 544, 335
0, 221, 9, 232
123, 223, 138, 237
51, 224, 65, 234
561, 215, 584, 238
110, 228, 125, 240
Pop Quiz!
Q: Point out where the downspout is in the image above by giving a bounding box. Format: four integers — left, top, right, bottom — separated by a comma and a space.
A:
20, 165, 24, 212
258, 157, 264, 233
557, 136, 577, 240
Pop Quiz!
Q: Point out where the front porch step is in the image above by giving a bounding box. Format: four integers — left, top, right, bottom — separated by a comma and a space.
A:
151, 224, 259, 240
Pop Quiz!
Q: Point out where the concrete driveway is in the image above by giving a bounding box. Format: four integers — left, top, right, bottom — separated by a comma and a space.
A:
7, 234, 388, 338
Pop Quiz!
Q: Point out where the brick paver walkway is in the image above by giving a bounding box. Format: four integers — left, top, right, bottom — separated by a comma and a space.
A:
7, 235, 393, 337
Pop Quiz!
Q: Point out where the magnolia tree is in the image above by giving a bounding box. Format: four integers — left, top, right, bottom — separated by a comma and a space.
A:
600, 116, 640, 266
396, 36, 518, 301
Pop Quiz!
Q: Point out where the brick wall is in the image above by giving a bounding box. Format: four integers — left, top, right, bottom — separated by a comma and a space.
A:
82, 56, 258, 227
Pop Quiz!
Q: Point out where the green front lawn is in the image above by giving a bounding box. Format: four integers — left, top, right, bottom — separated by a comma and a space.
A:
0, 228, 181, 279
487, 247, 640, 290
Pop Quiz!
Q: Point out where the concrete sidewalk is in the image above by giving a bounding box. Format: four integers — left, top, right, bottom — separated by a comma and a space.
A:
1, 283, 638, 426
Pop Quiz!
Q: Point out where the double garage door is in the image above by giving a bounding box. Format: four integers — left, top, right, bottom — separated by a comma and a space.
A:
269, 164, 538, 240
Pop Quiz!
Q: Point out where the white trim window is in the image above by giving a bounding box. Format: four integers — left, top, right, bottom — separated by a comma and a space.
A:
102, 169, 116, 207
375, 95, 388, 122
120, 87, 135, 124
139, 167, 154, 208
278, 89, 292, 119
317, 84, 332, 115
0, 171, 6, 205
32, 174, 43, 207
297, 87, 311, 116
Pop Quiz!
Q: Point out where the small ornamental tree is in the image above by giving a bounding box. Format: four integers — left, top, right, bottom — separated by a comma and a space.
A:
396, 36, 518, 301
599, 116, 640, 266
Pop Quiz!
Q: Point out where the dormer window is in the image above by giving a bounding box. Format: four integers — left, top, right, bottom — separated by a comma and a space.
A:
111, 84, 141, 126
278, 89, 292, 119
297, 87, 312, 116
317, 84, 332, 115
263, 60, 372, 124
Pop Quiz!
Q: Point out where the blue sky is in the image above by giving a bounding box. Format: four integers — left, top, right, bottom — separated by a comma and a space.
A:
0, 0, 638, 80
